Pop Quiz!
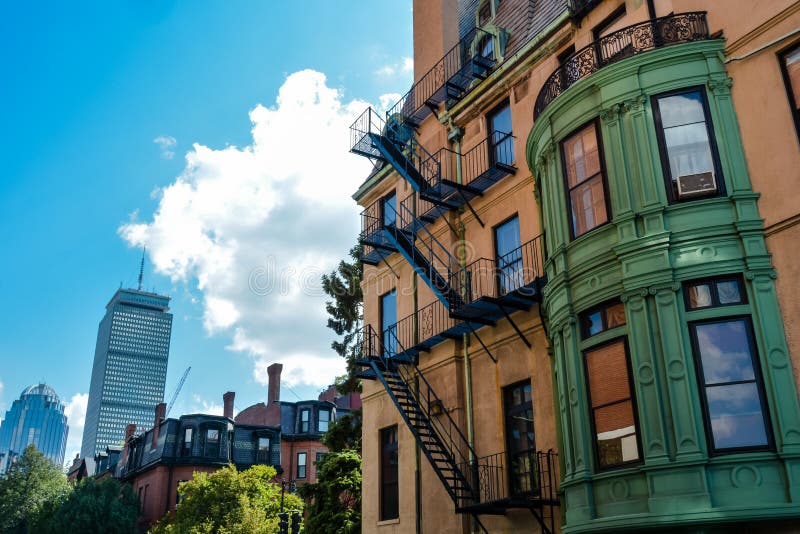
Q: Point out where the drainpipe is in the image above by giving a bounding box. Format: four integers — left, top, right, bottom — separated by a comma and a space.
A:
646, 0, 656, 19
450, 125, 477, 479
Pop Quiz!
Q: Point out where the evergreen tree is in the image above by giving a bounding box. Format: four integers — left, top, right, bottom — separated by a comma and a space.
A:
320, 244, 363, 395
0, 444, 70, 533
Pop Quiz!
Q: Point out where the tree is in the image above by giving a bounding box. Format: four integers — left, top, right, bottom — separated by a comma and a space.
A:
0, 444, 70, 533
299, 244, 365, 533
320, 244, 363, 395
31, 477, 139, 534
297, 450, 361, 534
148, 464, 302, 534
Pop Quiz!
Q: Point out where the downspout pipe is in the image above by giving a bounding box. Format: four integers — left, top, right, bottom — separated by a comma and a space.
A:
450, 125, 477, 473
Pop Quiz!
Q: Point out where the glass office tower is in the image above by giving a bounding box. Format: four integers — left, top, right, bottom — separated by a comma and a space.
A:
80, 289, 172, 458
0, 384, 69, 473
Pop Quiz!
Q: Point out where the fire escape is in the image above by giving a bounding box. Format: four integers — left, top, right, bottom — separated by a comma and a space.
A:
351, 26, 558, 534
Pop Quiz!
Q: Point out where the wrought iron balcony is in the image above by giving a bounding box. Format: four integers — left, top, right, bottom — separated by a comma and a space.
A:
386, 27, 496, 130
534, 12, 710, 118
449, 236, 546, 323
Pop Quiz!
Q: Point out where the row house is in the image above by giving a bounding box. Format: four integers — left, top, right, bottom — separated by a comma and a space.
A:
352, 0, 800, 532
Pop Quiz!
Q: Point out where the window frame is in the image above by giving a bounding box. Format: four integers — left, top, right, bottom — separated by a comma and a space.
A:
579, 298, 626, 339
778, 41, 800, 144
296, 451, 307, 479
592, 3, 626, 41
560, 118, 612, 240
379, 425, 399, 521
682, 274, 747, 311
380, 191, 397, 229
651, 86, 726, 204
581, 335, 643, 472
493, 213, 522, 294
503, 380, 537, 496
318, 408, 331, 432
487, 99, 515, 167
380, 288, 398, 358
687, 315, 774, 455
181, 426, 195, 457
299, 409, 310, 433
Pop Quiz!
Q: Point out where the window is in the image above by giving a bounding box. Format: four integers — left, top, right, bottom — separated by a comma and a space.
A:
300, 409, 310, 433
652, 89, 723, 202
297, 452, 307, 479
204, 427, 220, 457
381, 290, 397, 358
495, 216, 522, 293
380, 426, 399, 520
382, 192, 396, 228
504, 381, 536, 495
779, 43, 800, 142
316, 452, 326, 464
562, 122, 609, 238
593, 4, 627, 40
683, 277, 772, 453
580, 299, 626, 338
583, 339, 641, 469
318, 409, 330, 432
684, 276, 745, 310
478, 33, 494, 59
488, 101, 514, 166
181, 427, 193, 457
257, 436, 270, 463
557, 45, 575, 65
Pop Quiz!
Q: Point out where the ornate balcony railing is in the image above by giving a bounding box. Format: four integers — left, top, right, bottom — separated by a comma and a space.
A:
534, 12, 710, 118
386, 27, 495, 129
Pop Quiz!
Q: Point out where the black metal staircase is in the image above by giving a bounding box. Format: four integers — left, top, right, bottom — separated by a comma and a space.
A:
357, 325, 560, 533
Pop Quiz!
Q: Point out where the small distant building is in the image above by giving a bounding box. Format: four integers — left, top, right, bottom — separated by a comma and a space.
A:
235, 363, 361, 484
66, 454, 95, 483
0, 383, 69, 474
117, 393, 281, 527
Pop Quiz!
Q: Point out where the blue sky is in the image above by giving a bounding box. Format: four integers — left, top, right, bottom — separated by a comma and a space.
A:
0, 1, 412, 462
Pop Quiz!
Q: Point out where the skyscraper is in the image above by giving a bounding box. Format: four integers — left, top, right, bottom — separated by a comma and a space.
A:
0, 383, 69, 473
81, 288, 172, 458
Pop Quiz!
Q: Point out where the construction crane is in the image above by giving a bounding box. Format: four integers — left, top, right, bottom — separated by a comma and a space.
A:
166, 366, 191, 417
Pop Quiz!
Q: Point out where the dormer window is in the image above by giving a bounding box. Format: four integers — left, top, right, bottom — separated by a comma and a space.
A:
204, 427, 221, 457
300, 409, 310, 433
257, 436, 270, 463
319, 409, 331, 432
182, 428, 193, 457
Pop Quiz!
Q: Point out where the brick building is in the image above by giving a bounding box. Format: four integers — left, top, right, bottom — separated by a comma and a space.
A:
235, 362, 361, 485
351, 0, 800, 532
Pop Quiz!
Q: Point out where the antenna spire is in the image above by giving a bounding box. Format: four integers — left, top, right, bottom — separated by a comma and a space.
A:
138, 247, 146, 291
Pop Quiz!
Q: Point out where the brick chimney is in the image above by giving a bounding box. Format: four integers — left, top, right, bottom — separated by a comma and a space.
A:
151, 403, 166, 450
267, 363, 282, 405
223, 391, 235, 419
121, 423, 137, 466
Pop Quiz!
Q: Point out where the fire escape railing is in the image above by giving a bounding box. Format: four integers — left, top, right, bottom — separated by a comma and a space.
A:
386, 27, 495, 130
450, 236, 545, 312
534, 11, 710, 118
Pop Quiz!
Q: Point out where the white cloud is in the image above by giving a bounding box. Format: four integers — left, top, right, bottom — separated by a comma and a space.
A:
375, 56, 413, 77
154, 135, 177, 159
379, 93, 402, 111
120, 70, 372, 389
64, 393, 88, 465
191, 394, 224, 416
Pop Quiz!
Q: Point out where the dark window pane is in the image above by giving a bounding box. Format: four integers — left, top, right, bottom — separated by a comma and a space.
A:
504, 381, 536, 495
716, 280, 742, 305
496, 217, 522, 293
381, 290, 397, 357
489, 103, 514, 165
695, 320, 755, 384
785, 47, 800, 105
380, 426, 399, 520
706, 383, 768, 449
688, 284, 712, 309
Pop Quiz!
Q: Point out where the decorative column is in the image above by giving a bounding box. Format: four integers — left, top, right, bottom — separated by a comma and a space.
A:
600, 103, 636, 244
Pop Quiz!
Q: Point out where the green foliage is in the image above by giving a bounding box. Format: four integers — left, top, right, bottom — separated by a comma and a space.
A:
321, 245, 363, 395
321, 410, 362, 453
148, 464, 302, 534
296, 450, 361, 534
0, 444, 70, 533
32, 477, 139, 534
